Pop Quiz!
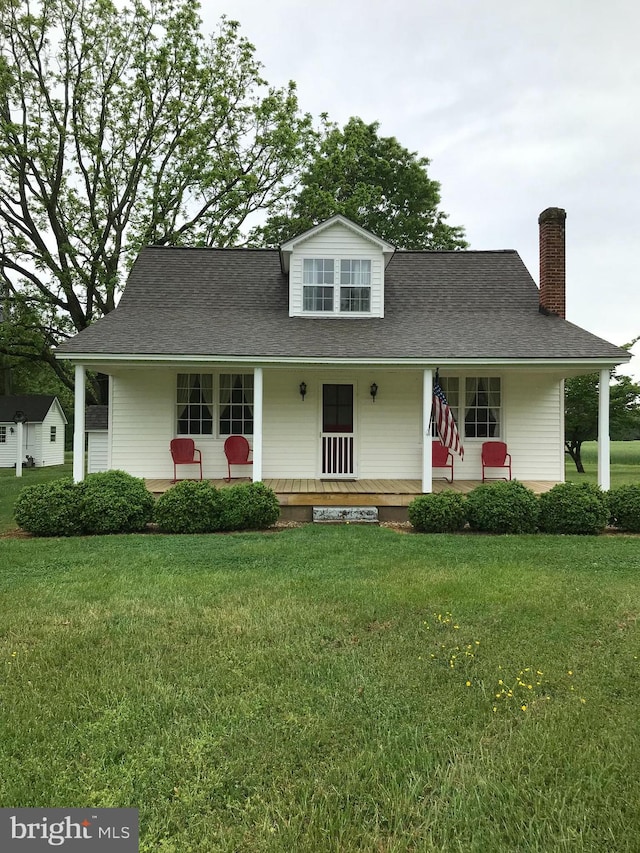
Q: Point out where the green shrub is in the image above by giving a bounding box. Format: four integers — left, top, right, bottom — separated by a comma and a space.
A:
154, 480, 223, 533
466, 481, 539, 534
14, 478, 83, 537
607, 484, 640, 532
538, 482, 608, 535
218, 482, 280, 531
78, 470, 155, 534
408, 492, 466, 533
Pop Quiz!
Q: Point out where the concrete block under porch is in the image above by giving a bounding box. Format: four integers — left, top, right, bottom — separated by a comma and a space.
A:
145, 478, 558, 523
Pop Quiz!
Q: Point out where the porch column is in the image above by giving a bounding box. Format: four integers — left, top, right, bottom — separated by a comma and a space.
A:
252, 366, 263, 482
597, 368, 610, 491
422, 368, 433, 493
73, 363, 86, 483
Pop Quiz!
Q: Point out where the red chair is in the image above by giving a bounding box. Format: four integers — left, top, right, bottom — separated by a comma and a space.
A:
170, 438, 202, 482
224, 435, 253, 481
481, 441, 512, 482
432, 441, 454, 482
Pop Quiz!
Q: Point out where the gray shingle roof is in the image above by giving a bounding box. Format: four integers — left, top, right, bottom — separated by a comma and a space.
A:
56, 246, 627, 363
85, 405, 108, 430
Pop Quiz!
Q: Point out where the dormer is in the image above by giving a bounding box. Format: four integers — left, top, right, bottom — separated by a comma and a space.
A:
280, 215, 396, 318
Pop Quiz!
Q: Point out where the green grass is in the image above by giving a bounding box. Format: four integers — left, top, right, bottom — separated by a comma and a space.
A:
1, 526, 640, 851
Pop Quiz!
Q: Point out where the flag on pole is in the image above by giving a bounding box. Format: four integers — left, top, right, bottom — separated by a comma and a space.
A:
433, 373, 464, 459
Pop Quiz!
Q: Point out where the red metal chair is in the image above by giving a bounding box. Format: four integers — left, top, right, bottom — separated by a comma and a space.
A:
432, 441, 454, 482
224, 435, 253, 481
170, 438, 202, 482
481, 441, 512, 482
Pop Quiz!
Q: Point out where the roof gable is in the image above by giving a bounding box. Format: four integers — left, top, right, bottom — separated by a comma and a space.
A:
279, 215, 396, 273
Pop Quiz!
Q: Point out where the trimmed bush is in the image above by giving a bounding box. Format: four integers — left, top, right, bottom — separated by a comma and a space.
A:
14, 478, 83, 537
466, 480, 539, 534
538, 482, 608, 535
607, 484, 640, 532
408, 492, 466, 533
154, 480, 222, 533
218, 482, 280, 531
78, 470, 155, 534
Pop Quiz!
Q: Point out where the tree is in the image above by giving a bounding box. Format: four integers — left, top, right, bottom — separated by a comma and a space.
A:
565, 361, 640, 473
254, 116, 468, 249
0, 0, 315, 402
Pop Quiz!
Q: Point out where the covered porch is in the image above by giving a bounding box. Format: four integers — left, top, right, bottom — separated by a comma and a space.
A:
145, 477, 559, 522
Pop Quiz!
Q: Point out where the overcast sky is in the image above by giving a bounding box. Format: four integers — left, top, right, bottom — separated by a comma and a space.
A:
204, 0, 639, 375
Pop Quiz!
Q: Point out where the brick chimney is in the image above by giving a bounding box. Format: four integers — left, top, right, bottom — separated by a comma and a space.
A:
538, 207, 566, 318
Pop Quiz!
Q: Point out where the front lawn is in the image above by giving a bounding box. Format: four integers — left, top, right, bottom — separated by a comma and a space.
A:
1, 526, 639, 851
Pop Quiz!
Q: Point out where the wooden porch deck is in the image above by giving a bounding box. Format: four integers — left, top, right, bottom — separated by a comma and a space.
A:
146, 478, 557, 519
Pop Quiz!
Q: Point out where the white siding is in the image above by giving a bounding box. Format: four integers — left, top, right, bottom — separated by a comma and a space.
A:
87, 432, 109, 473
503, 372, 564, 481
111, 369, 243, 479
40, 406, 66, 466
0, 426, 17, 467
106, 367, 565, 482
288, 222, 385, 317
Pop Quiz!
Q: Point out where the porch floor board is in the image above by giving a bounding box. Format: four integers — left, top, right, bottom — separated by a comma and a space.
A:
145, 478, 558, 507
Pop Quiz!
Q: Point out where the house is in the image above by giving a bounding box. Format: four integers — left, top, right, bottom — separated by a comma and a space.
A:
0, 394, 67, 468
85, 405, 109, 473
55, 209, 629, 500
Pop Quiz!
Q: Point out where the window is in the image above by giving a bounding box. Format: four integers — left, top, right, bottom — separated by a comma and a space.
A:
340, 260, 371, 312
303, 258, 335, 312
0, 426, 5, 444
219, 373, 253, 435
303, 286, 334, 312
431, 377, 460, 437
464, 377, 501, 438
302, 258, 374, 313
177, 373, 213, 435
50, 426, 57, 443
304, 258, 334, 284
340, 287, 370, 312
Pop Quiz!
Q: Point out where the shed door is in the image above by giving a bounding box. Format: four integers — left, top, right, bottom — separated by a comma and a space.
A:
321, 384, 355, 477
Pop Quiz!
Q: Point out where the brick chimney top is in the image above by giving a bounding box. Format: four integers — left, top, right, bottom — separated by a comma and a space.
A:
538, 207, 566, 318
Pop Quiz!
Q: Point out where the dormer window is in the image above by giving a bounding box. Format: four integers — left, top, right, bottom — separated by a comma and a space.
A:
281, 215, 395, 319
303, 259, 334, 311
302, 258, 372, 314
340, 259, 371, 312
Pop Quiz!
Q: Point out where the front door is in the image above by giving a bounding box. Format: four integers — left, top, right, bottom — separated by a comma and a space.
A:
321, 383, 355, 477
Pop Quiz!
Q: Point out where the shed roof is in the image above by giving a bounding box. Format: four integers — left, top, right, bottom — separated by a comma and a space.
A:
85, 405, 108, 431
0, 395, 66, 423
55, 246, 628, 364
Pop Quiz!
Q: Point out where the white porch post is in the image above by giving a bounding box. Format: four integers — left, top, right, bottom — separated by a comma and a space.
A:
422, 368, 433, 493
597, 368, 610, 491
252, 366, 263, 482
73, 363, 86, 483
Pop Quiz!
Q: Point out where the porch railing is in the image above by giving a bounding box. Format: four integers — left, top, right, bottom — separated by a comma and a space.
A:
322, 433, 354, 477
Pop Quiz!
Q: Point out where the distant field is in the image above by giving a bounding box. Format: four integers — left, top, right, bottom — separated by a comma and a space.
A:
565, 440, 640, 487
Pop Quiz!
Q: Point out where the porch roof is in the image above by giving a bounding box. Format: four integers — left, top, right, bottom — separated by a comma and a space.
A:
56, 246, 628, 365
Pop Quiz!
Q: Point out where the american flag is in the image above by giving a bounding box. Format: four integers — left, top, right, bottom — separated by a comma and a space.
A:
433, 377, 464, 459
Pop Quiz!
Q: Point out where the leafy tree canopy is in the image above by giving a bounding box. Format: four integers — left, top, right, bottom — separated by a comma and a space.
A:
0, 0, 316, 401
254, 116, 468, 250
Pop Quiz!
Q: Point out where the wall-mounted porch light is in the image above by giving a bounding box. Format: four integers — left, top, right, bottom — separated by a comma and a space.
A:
370, 382, 378, 403
299, 381, 307, 402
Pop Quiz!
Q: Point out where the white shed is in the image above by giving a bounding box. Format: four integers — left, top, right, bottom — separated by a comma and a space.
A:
86, 405, 109, 473
0, 395, 67, 467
